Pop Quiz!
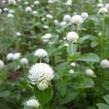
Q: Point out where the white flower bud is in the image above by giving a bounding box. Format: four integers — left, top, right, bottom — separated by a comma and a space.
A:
63, 15, 71, 22
66, 31, 79, 43
81, 12, 88, 20
69, 69, 74, 74
71, 15, 84, 25
85, 69, 95, 77
6, 53, 14, 60
25, 7, 32, 12
13, 53, 21, 60
70, 62, 76, 67
20, 58, 28, 65
100, 59, 109, 68
34, 49, 48, 58
98, 7, 108, 14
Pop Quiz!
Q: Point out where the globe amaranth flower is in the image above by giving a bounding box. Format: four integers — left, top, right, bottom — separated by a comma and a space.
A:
28, 63, 54, 90
20, 58, 28, 65
66, 31, 79, 43
25, 98, 40, 108
98, 7, 108, 15
85, 69, 95, 77
34, 48, 48, 58
100, 59, 109, 68
81, 12, 88, 20
71, 15, 84, 25
63, 15, 71, 22
42, 33, 52, 43
0, 60, 4, 70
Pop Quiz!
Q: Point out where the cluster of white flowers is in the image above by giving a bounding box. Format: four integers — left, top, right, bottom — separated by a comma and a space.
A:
25, 98, 40, 108
34, 48, 48, 58
0, 60, 5, 70
28, 63, 54, 90
7, 52, 21, 61
100, 59, 109, 69
65, 0, 72, 6
66, 31, 79, 43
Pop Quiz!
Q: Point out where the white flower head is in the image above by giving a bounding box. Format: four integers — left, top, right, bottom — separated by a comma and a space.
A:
60, 21, 67, 27
20, 58, 28, 65
48, 0, 58, 3
34, 0, 40, 5
16, 32, 21, 37
25, 98, 40, 108
69, 69, 74, 74
97, 3, 104, 8
81, 12, 88, 20
71, 15, 84, 25
105, 4, 109, 10
8, 0, 17, 5
7, 13, 14, 18
32, 11, 38, 16
66, 31, 79, 43
25, 6, 32, 12
65, 0, 72, 6
34, 49, 48, 58
37, 80, 49, 90
0, 60, 4, 70
46, 14, 53, 19
6, 53, 14, 60
54, 20, 59, 26
70, 62, 76, 67
63, 15, 71, 22
85, 69, 95, 77
13, 52, 21, 60
98, 7, 108, 15
100, 59, 109, 69
28, 63, 54, 89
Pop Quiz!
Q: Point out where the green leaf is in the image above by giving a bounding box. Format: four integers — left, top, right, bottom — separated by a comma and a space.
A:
103, 94, 109, 104
34, 87, 53, 105
96, 103, 109, 109
77, 53, 100, 63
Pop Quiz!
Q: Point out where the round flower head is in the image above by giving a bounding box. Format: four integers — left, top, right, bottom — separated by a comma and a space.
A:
16, 32, 21, 37
63, 15, 71, 22
37, 80, 49, 90
65, 0, 72, 6
46, 14, 53, 19
100, 59, 109, 69
34, 49, 48, 58
28, 63, 54, 86
32, 11, 38, 16
6, 53, 14, 60
81, 12, 88, 20
60, 21, 67, 27
105, 4, 109, 10
85, 69, 95, 77
98, 7, 108, 15
0, 60, 4, 70
25, 98, 40, 108
69, 69, 74, 74
54, 20, 59, 26
42, 33, 52, 43
7, 13, 14, 18
97, 3, 104, 8
70, 62, 76, 67
25, 6, 32, 12
20, 58, 28, 65
8, 0, 16, 5
13, 52, 21, 60
66, 31, 79, 43
71, 15, 84, 25
34, 1, 40, 5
